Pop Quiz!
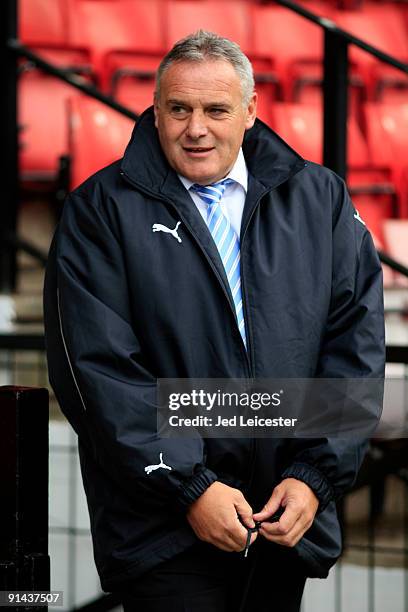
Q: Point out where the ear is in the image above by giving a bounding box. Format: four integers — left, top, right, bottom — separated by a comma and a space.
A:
153, 95, 159, 129
244, 92, 257, 130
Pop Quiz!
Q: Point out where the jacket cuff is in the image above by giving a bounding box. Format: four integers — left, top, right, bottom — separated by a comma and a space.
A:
177, 467, 218, 507
281, 462, 335, 513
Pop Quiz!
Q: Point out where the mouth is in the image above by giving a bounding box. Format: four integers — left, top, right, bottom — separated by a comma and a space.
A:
183, 146, 215, 157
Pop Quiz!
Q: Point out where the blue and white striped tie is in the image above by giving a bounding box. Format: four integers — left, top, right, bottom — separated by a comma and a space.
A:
191, 179, 247, 348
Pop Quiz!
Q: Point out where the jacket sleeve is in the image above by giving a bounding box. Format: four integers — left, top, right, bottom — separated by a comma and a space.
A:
43, 190, 218, 511
281, 175, 385, 511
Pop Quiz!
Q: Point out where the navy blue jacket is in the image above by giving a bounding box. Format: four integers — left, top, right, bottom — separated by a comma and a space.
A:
43, 107, 385, 591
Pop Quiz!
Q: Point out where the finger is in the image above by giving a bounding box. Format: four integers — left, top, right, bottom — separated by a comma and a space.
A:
262, 524, 304, 547
241, 529, 258, 552
261, 504, 315, 547
250, 530, 258, 547
276, 503, 301, 533
217, 518, 252, 551
238, 530, 259, 555
234, 498, 256, 529
252, 489, 282, 522
259, 502, 301, 537
214, 529, 250, 552
260, 517, 305, 547
212, 538, 239, 552
206, 529, 243, 552
231, 523, 253, 549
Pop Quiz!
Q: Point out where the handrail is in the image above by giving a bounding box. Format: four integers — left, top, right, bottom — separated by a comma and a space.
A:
8, 40, 139, 122
274, 0, 408, 74
2, 230, 48, 265
378, 251, 408, 278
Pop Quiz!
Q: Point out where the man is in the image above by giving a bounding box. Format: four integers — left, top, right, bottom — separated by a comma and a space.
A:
44, 31, 385, 611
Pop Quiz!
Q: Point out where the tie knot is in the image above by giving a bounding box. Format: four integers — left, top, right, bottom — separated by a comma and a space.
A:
191, 178, 234, 206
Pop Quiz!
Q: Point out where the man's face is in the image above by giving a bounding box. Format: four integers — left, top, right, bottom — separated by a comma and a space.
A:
154, 59, 257, 185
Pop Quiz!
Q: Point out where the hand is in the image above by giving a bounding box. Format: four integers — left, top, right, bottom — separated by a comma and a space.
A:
252, 478, 319, 548
186, 481, 258, 552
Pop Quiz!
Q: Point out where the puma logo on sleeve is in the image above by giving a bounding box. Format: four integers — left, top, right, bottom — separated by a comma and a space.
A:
144, 452, 173, 475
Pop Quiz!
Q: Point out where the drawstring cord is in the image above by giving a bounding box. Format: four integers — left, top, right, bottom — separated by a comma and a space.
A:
240, 507, 284, 558
243, 522, 262, 558
237, 507, 285, 610
239, 545, 259, 612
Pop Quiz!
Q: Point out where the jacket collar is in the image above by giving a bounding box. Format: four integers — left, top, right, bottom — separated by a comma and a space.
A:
120, 106, 306, 195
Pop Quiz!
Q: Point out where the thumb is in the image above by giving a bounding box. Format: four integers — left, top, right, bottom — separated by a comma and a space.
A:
234, 498, 256, 529
253, 489, 283, 521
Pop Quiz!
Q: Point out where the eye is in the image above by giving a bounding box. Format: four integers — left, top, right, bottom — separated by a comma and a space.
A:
170, 105, 188, 116
209, 108, 227, 116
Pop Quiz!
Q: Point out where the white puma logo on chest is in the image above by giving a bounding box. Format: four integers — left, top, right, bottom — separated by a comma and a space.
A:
152, 221, 182, 243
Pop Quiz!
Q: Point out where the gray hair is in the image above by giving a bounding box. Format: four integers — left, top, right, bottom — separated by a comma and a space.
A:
155, 30, 255, 106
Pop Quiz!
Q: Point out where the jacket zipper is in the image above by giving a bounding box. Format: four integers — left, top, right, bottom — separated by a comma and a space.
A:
239, 180, 300, 496
239, 192, 270, 377
239, 192, 270, 497
120, 170, 253, 378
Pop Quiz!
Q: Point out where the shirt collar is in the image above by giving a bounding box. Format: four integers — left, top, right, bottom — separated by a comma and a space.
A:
178, 148, 248, 194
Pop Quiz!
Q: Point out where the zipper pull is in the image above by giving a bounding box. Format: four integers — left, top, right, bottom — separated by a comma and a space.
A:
243, 526, 258, 558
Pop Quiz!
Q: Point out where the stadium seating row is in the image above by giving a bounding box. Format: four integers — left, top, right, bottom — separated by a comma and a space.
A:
19, 0, 408, 101
18, 0, 408, 172
17, 0, 408, 284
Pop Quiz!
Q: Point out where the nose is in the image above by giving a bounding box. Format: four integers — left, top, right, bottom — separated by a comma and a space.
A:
185, 110, 208, 140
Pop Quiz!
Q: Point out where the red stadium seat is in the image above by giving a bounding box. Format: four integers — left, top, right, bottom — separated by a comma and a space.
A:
369, 231, 394, 288
19, 0, 69, 47
19, 51, 93, 184
364, 103, 408, 217
71, 0, 164, 90
383, 220, 408, 286
68, 96, 134, 190
250, 57, 279, 126
270, 103, 368, 166
19, 0, 91, 72
112, 55, 160, 114
364, 103, 408, 173
251, 4, 330, 102
334, 3, 408, 102
19, 72, 68, 182
270, 103, 396, 240
165, 0, 251, 52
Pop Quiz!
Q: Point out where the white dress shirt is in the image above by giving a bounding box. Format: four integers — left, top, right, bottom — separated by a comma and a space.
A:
177, 148, 248, 239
